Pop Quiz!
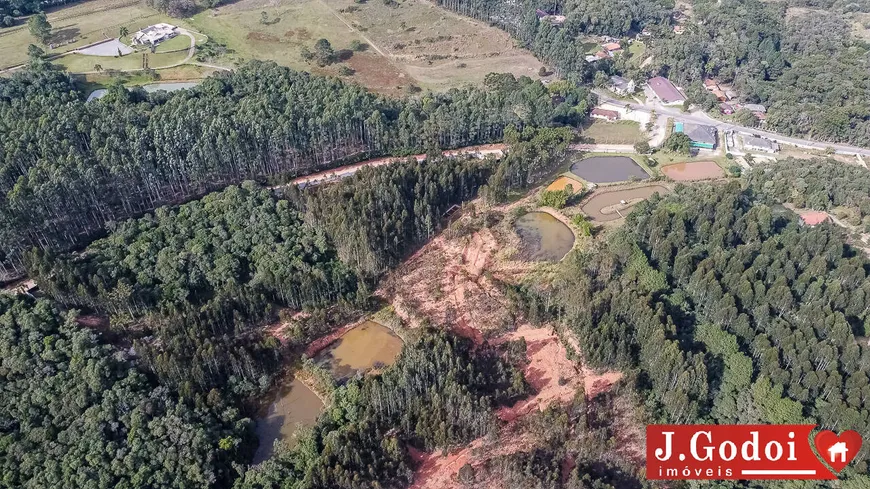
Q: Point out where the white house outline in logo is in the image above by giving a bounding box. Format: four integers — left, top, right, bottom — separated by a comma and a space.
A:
828, 442, 848, 463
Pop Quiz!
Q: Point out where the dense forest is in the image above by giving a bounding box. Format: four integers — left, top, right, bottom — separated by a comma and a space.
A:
0, 62, 590, 281
27, 156, 492, 396
0, 295, 251, 489
518, 181, 870, 483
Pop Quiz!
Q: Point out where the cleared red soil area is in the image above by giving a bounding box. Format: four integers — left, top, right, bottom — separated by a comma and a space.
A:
378, 207, 640, 488
661, 161, 724, 181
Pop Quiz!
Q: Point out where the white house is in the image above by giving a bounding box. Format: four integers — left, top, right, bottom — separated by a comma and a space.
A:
828, 442, 848, 463
132, 23, 178, 46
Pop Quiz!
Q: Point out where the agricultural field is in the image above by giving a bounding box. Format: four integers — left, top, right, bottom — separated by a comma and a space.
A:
0, 0, 193, 70
189, 0, 544, 94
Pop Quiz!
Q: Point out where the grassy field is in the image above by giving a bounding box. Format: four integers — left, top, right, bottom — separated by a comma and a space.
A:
579, 120, 645, 144
54, 49, 190, 72
189, 0, 544, 94
0, 0, 196, 70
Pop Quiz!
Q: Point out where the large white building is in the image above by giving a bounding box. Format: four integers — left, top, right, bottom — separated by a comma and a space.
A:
132, 23, 178, 46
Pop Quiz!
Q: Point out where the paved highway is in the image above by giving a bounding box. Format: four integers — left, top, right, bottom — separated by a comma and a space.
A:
594, 91, 870, 157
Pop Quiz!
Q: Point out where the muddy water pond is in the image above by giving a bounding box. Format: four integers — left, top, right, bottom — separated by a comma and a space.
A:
253, 378, 323, 464
316, 321, 403, 380
514, 212, 575, 262
661, 161, 724, 181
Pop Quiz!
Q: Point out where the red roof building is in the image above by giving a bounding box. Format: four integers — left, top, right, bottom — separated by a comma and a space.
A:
590, 107, 620, 121
798, 211, 829, 226
648, 76, 686, 105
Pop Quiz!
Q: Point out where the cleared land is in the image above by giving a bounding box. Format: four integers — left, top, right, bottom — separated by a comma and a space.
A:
189, 0, 544, 93
374, 199, 637, 488
581, 184, 671, 222
661, 160, 725, 181
0, 0, 191, 70
580, 120, 645, 145
570, 155, 650, 183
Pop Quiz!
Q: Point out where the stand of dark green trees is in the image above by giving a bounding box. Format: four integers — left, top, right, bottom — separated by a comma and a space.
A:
0, 295, 251, 489
27, 156, 493, 396
516, 179, 870, 483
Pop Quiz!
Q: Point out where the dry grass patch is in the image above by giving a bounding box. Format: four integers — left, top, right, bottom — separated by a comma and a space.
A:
190, 0, 543, 93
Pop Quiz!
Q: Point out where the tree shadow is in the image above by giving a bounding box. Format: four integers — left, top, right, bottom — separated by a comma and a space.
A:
335, 49, 354, 61
51, 27, 80, 44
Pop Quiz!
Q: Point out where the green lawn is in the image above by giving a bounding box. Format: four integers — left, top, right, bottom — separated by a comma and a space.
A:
56, 49, 189, 72
580, 120, 645, 144
154, 34, 191, 53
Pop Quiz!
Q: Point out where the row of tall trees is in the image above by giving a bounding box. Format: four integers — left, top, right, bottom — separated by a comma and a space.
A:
516, 178, 870, 482
0, 62, 588, 281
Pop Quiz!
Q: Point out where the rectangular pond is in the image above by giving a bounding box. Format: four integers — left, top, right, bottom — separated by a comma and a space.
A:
570, 156, 650, 184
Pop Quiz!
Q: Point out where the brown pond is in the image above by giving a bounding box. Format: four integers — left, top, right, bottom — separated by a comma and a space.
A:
253, 378, 323, 464
514, 212, 575, 262
581, 185, 671, 222
661, 161, 724, 181
315, 321, 403, 380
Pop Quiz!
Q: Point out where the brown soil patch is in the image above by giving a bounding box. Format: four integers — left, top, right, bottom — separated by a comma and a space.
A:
344, 51, 409, 94
546, 176, 584, 192
661, 161, 724, 181
494, 324, 584, 423
246, 31, 282, 43
379, 223, 531, 341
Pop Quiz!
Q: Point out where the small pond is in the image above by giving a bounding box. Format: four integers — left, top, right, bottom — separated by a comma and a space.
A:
86, 82, 199, 102
253, 378, 323, 464
514, 212, 575, 262
315, 321, 403, 380
570, 156, 650, 183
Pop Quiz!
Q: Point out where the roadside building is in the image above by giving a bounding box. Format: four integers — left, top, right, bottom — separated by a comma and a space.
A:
742, 135, 779, 153
647, 76, 686, 105
719, 103, 734, 115
591, 107, 620, 121
132, 23, 178, 45
674, 122, 717, 149
703, 79, 719, 91
608, 75, 636, 96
